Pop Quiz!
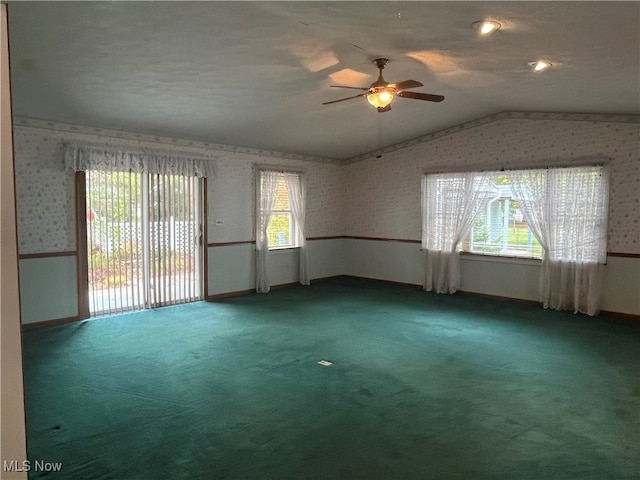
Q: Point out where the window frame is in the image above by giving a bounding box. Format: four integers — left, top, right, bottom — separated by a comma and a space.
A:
256, 168, 303, 251
462, 182, 543, 260
422, 165, 608, 262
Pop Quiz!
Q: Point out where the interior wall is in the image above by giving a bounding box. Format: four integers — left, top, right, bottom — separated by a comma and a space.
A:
19, 256, 78, 323
205, 140, 345, 295
13, 121, 344, 323
207, 238, 345, 297
342, 113, 640, 315
12, 113, 639, 322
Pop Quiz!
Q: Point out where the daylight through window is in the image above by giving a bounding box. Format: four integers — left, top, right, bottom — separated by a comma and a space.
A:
259, 171, 301, 249
462, 175, 542, 258
423, 166, 608, 264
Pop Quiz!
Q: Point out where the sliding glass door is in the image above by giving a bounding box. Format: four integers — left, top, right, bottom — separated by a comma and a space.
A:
85, 170, 203, 316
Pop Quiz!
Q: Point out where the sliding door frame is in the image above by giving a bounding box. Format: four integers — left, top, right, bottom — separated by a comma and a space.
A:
75, 171, 208, 319
75, 171, 90, 320
202, 177, 209, 301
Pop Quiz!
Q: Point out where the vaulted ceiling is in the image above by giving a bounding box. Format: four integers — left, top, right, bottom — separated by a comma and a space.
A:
7, 1, 640, 161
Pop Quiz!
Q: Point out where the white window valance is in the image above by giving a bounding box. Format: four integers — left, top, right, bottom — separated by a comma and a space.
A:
64, 144, 217, 178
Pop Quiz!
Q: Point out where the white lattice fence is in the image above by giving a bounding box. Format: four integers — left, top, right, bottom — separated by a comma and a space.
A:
89, 219, 196, 254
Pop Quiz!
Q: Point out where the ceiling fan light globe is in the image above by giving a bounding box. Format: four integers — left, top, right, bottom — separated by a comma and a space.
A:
367, 87, 395, 109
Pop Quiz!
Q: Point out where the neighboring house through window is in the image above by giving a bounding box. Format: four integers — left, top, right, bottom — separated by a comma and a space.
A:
462, 174, 542, 258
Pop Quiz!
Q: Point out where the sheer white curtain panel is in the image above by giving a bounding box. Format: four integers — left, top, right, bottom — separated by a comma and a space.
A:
255, 171, 280, 293
284, 173, 310, 286
508, 166, 609, 315
422, 172, 498, 293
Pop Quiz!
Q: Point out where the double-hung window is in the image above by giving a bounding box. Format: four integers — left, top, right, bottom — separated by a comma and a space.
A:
265, 172, 300, 249
259, 171, 302, 249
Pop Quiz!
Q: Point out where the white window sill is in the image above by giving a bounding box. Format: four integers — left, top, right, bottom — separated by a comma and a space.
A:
268, 246, 300, 254
460, 251, 541, 266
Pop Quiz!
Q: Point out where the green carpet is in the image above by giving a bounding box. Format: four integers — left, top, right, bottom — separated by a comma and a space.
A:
22, 277, 639, 479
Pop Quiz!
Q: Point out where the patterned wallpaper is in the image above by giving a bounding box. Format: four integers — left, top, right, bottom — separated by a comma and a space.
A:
206, 152, 344, 243
14, 131, 75, 253
13, 123, 344, 254
343, 115, 640, 254
13, 113, 639, 255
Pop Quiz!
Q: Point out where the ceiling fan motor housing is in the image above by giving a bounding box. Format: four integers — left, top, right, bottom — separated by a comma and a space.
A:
373, 57, 390, 69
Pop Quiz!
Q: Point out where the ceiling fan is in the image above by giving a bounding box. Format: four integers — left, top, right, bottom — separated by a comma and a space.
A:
323, 57, 444, 112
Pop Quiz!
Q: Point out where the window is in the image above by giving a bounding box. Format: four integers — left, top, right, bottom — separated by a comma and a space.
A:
257, 170, 303, 250
462, 175, 543, 258
265, 173, 298, 248
421, 165, 609, 314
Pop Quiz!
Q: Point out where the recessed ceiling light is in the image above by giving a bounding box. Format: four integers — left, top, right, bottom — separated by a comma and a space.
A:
472, 20, 501, 36
528, 60, 552, 72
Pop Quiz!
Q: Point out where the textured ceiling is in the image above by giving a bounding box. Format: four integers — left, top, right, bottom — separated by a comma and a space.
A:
7, 1, 640, 161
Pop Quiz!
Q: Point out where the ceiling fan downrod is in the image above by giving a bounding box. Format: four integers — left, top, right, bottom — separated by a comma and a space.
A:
369, 58, 394, 112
